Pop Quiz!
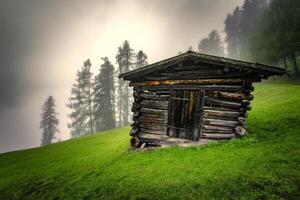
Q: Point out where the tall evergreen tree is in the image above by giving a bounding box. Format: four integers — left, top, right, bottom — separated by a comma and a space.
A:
239, 0, 267, 59
93, 57, 115, 131
67, 59, 94, 137
40, 96, 59, 146
116, 40, 134, 127
198, 30, 225, 56
224, 6, 241, 59
249, 0, 300, 76
135, 50, 148, 68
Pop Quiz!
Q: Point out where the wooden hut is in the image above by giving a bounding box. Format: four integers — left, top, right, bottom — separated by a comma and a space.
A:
119, 51, 286, 148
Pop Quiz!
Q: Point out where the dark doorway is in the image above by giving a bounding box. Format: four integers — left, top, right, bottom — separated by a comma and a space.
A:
167, 89, 205, 141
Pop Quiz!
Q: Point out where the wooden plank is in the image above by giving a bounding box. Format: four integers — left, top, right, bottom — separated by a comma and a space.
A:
203, 118, 238, 127
205, 97, 242, 109
206, 91, 254, 101
203, 109, 240, 118
139, 124, 166, 131
167, 89, 176, 137
202, 133, 235, 140
130, 79, 244, 87
142, 85, 244, 92
143, 71, 246, 81
135, 92, 169, 101
192, 90, 205, 141
202, 130, 234, 134
179, 91, 189, 139
140, 128, 167, 135
204, 106, 240, 112
140, 107, 167, 115
203, 125, 233, 132
141, 100, 168, 110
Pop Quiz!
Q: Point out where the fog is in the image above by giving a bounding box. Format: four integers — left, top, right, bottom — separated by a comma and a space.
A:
0, 0, 243, 153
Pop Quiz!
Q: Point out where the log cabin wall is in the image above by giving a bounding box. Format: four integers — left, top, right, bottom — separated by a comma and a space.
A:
120, 51, 285, 148
129, 79, 254, 148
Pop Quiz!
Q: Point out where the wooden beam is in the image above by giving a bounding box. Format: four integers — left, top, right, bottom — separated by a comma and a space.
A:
142, 85, 245, 92
202, 133, 235, 140
134, 92, 169, 101
203, 125, 233, 132
203, 109, 240, 118
205, 97, 242, 109
206, 91, 254, 101
141, 100, 168, 110
203, 118, 238, 127
130, 79, 244, 87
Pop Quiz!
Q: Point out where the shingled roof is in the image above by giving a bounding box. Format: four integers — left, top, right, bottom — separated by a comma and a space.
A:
119, 51, 286, 80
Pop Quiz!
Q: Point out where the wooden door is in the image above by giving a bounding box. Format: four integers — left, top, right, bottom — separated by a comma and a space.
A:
167, 89, 205, 141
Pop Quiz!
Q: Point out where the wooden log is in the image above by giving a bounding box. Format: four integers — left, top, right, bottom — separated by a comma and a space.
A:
241, 103, 252, 111
202, 115, 237, 121
139, 124, 167, 131
144, 71, 246, 81
203, 125, 233, 132
139, 117, 167, 123
238, 117, 247, 126
234, 126, 247, 136
244, 90, 252, 95
130, 121, 140, 127
202, 130, 234, 134
239, 109, 248, 117
131, 102, 141, 112
203, 109, 240, 118
140, 107, 167, 115
203, 118, 238, 127
130, 79, 244, 87
130, 137, 141, 147
139, 133, 192, 143
206, 91, 254, 101
243, 80, 253, 86
204, 106, 240, 112
244, 85, 254, 91
192, 90, 205, 141
141, 100, 168, 110
134, 96, 142, 103
140, 128, 167, 135
130, 128, 139, 136
136, 92, 169, 101
241, 100, 251, 106
202, 133, 235, 140
142, 85, 244, 92
140, 114, 167, 121
133, 86, 143, 93
205, 97, 242, 109
154, 90, 170, 95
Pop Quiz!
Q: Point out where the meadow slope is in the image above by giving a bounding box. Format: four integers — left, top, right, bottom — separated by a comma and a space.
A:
0, 83, 300, 199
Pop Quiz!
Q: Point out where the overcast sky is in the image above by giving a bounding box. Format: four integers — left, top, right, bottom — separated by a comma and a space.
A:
0, 0, 243, 153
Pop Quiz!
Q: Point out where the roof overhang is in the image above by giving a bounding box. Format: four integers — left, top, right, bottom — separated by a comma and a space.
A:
119, 51, 286, 81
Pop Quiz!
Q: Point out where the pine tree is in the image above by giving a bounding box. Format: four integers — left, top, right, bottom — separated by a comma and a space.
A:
249, 0, 299, 76
116, 40, 134, 127
135, 50, 148, 68
93, 57, 115, 131
224, 6, 241, 59
67, 59, 94, 137
239, 0, 267, 59
40, 96, 59, 146
198, 30, 225, 56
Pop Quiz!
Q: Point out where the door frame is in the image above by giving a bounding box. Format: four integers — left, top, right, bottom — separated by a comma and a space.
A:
167, 89, 205, 141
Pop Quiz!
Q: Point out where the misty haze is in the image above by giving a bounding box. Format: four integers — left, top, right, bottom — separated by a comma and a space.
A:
0, 0, 245, 152
1, 0, 300, 199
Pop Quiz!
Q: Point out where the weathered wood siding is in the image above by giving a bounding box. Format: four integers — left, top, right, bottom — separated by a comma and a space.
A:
129, 79, 253, 147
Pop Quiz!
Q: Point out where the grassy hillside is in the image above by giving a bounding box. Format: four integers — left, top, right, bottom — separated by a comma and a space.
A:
1, 83, 300, 200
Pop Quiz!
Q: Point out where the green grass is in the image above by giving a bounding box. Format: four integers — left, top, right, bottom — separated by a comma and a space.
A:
1, 83, 300, 199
